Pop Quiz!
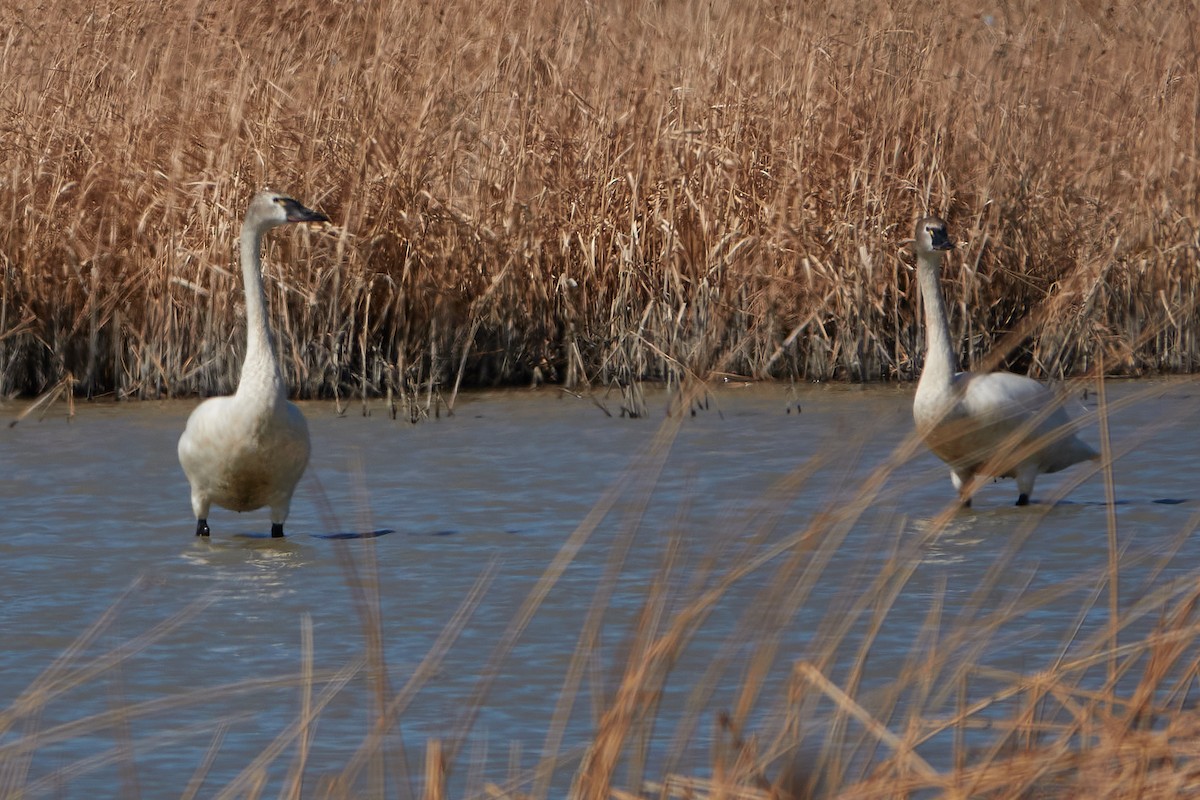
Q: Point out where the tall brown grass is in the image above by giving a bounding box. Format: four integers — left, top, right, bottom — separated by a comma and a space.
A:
1, 0, 1198, 400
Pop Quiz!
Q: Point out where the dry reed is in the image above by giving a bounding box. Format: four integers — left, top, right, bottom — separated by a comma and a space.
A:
0, 0, 1197, 400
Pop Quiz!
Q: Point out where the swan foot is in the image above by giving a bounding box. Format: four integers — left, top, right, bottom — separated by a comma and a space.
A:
195, 519, 210, 537
1015, 494, 1030, 507
270, 523, 285, 538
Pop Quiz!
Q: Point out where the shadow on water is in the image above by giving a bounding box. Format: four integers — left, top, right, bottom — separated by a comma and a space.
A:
309, 528, 396, 540
1050, 497, 1189, 506
308, 528, 520, 539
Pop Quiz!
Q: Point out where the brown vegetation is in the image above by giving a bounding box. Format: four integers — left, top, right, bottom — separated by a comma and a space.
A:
0, 0, 1197, 400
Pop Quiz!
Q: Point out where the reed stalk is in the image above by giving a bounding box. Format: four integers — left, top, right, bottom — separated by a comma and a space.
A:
0, 0, 1197, 399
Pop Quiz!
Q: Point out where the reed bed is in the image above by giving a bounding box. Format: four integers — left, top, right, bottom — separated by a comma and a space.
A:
0, 0, 1196, 399
3, 383, 1200, 798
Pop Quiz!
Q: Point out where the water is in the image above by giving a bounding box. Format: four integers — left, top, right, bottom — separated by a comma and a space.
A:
1, 379, 1197, 797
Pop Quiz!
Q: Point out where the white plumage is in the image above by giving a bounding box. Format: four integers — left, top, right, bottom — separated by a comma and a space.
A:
910, 216, 1097, 506
178, 191, 328, 537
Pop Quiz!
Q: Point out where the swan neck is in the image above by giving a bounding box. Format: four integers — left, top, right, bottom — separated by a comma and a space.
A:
237, 219, 283, 402
916, 251, 957, 390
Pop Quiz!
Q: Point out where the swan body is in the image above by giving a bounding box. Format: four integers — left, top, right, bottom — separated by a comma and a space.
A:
911, 216, 1097, 506
178, 191, 328, 537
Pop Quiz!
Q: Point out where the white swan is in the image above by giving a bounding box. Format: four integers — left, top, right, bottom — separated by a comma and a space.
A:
910, 216, 1097, 506
178, 191, 328, 537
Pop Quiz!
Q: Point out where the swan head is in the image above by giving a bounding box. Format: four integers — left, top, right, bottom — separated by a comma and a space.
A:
912, 216, 954, 255
248, 191, 330, 230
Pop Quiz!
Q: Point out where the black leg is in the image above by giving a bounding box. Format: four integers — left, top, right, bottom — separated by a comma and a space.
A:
270, 523, 285, 538
1015, 494, 1030, 507
195, 519, 210, 537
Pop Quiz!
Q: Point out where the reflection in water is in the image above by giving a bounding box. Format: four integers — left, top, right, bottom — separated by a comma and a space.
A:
1, 381, 1199, 796
178, 536, 312, 604
908, 515, 984, 564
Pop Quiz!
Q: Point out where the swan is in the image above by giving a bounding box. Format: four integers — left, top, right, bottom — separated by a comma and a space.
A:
910, 215, 1097, 506
178, 191, 328, 537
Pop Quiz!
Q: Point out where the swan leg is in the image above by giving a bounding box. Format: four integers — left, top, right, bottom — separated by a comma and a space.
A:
1015, 465, 1037, 507
270, 498, 293, 538
950, 470, 973, 508
270, 506, 288, 538
191, 491, 212, 536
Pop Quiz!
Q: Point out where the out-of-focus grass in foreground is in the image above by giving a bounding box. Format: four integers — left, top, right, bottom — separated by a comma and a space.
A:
3, 383, 1200, 798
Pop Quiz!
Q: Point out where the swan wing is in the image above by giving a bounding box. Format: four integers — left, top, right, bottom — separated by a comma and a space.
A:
272, 401, 311, 492
956, 371, 1061, 425
954, 371, 1097, 472
178, 396, 237, 480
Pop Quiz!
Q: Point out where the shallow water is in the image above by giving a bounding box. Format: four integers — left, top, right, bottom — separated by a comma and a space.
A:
1, 379, 1198, 796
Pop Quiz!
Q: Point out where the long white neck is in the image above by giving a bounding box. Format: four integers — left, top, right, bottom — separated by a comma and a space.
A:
916, 250, 958, 393
236, 219, 284, 405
